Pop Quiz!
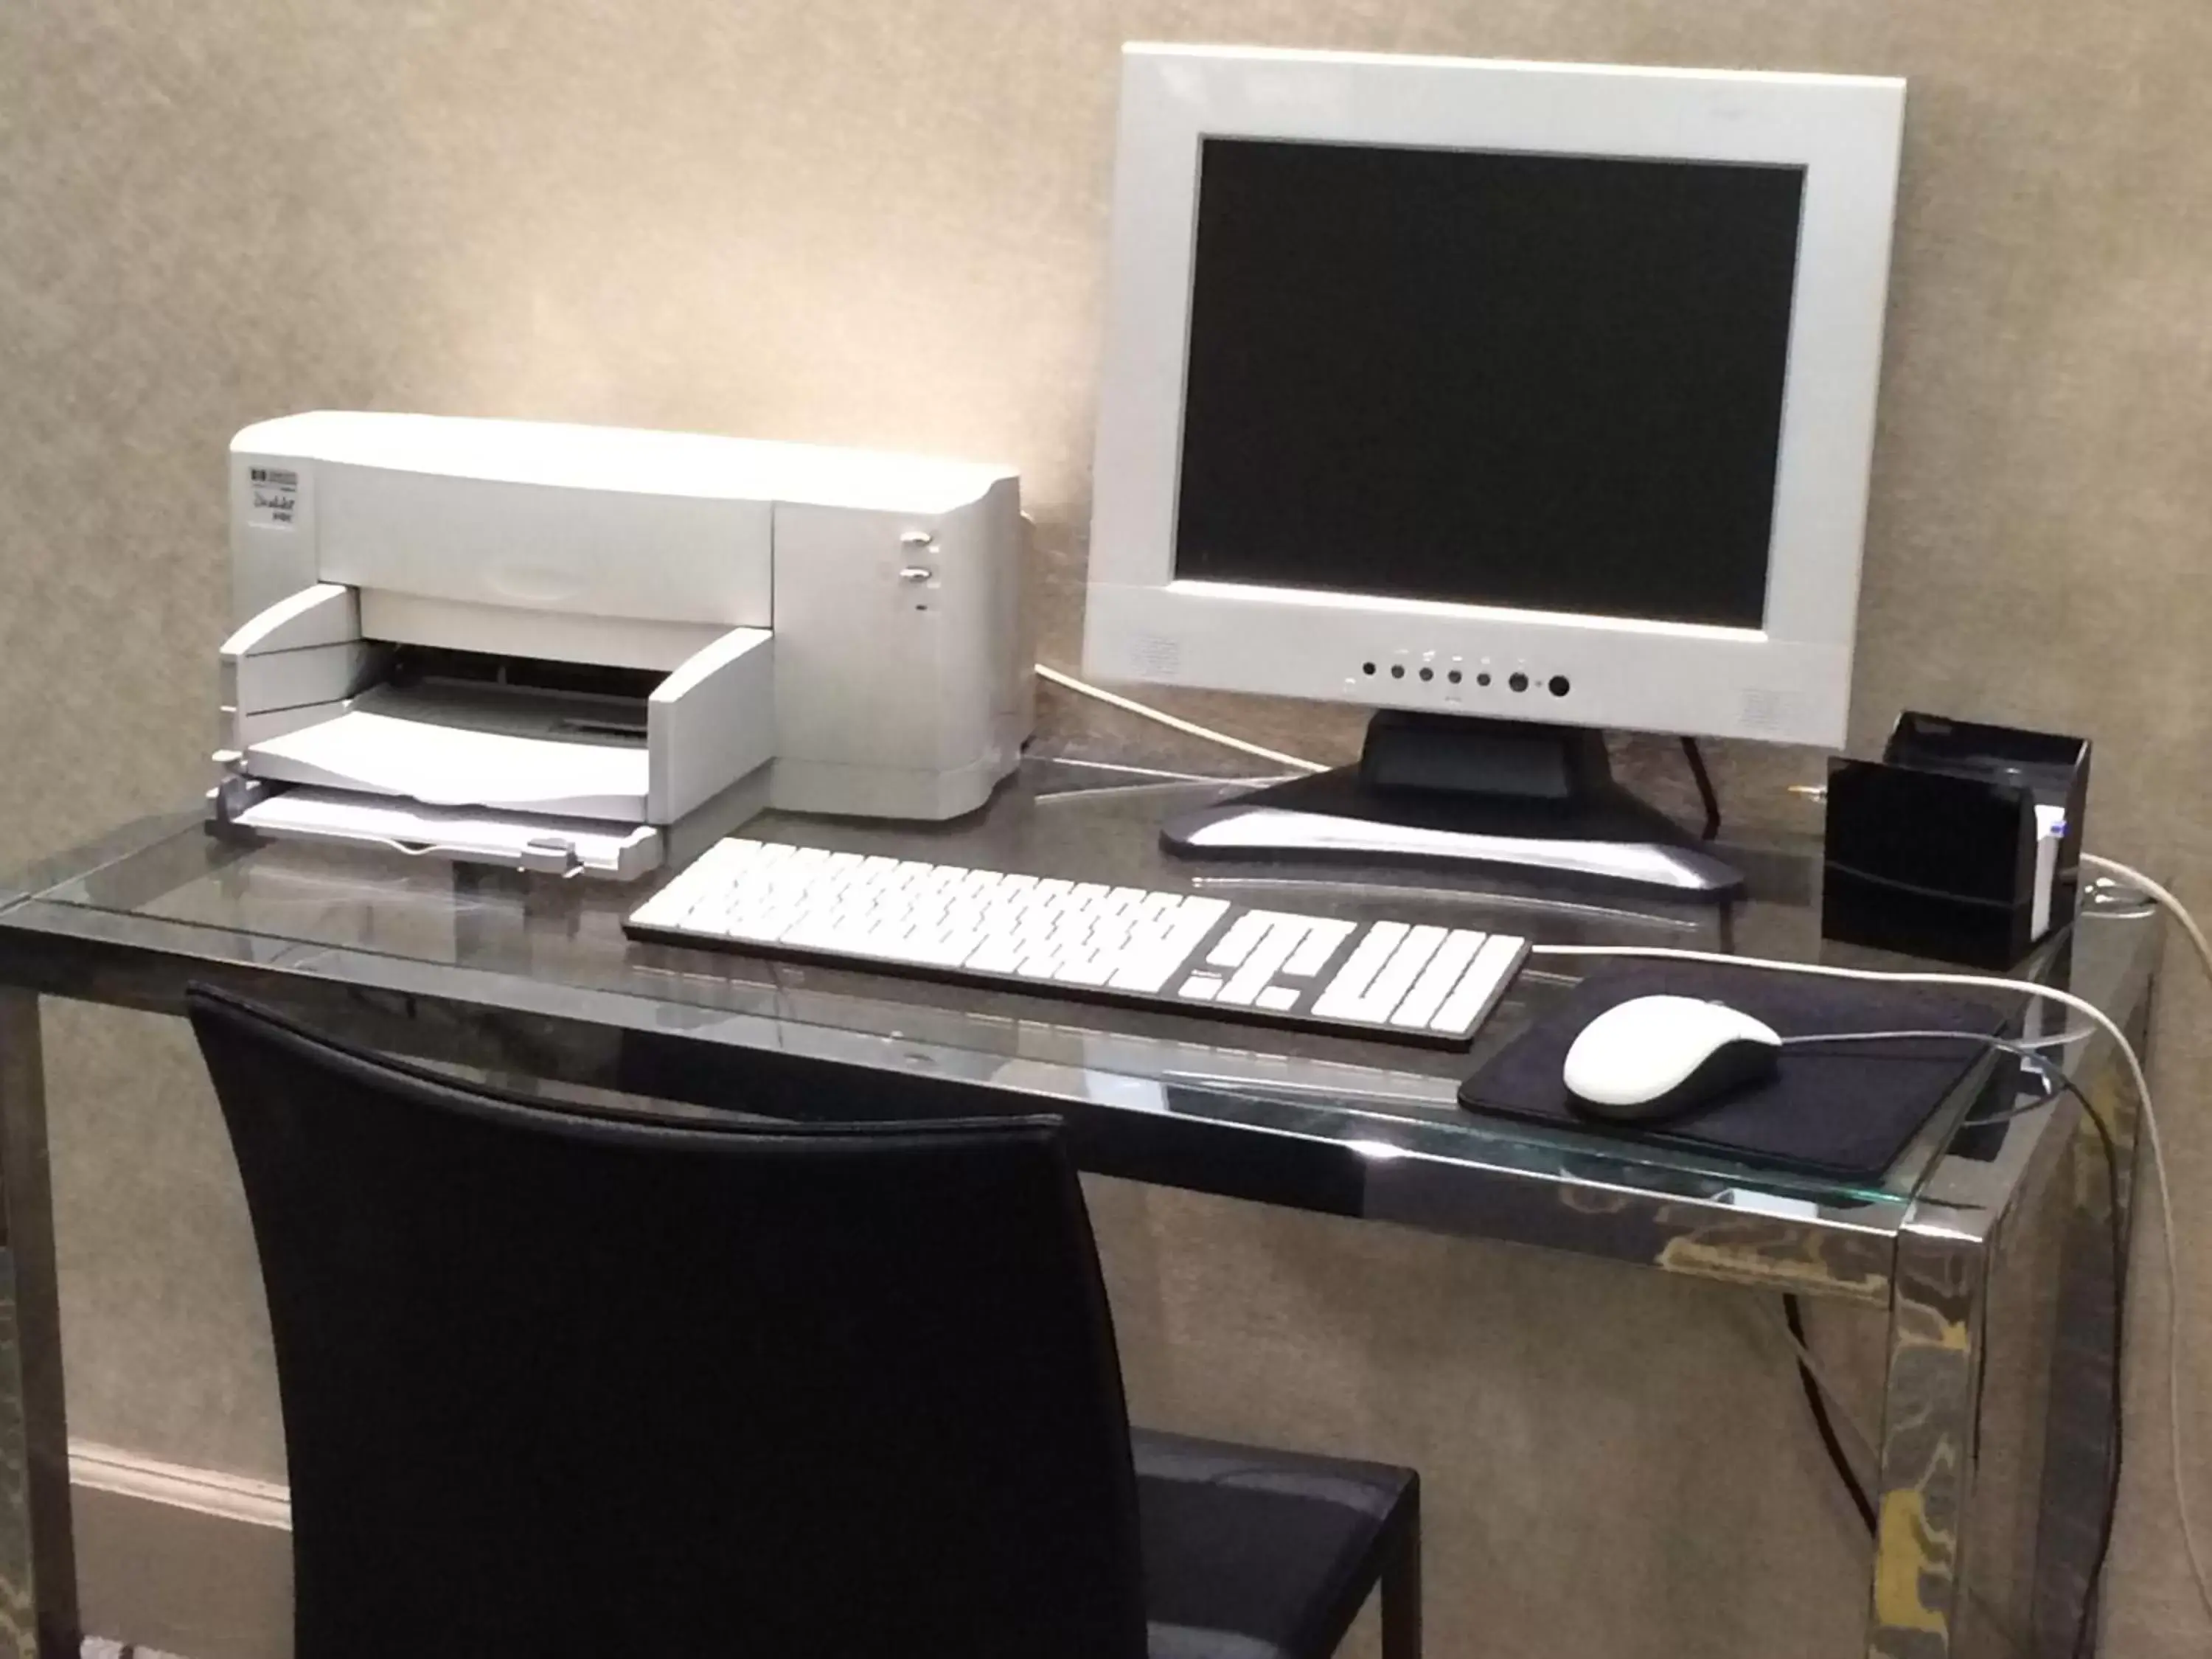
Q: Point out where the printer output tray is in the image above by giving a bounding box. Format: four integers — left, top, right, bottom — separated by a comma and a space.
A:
219, 764, 769, 882
228, 787, 664, 880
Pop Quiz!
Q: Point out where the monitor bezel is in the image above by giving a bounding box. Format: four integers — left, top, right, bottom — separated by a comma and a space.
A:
1083, 45, 1905, 748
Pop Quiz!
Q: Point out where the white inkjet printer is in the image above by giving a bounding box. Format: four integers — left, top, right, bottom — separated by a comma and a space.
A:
211, 412, 1032, 878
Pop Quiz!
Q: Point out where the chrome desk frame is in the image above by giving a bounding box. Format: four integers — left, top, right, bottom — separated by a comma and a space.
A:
0, 776, 2157, 1659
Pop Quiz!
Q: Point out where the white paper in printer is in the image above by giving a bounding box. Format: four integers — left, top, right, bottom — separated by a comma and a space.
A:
249, 709, 647, 816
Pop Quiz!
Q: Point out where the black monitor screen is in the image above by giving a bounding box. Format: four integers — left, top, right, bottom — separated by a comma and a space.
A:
1172, 138, 1806, 630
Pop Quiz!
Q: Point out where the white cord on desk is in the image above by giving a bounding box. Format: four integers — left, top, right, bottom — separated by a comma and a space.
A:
2084, 855, 2212, 985
1034, 664, 1330, 775
1777, 1028, 2088, 1054
1529, 935, 2212, 1632
2076, 854, 2212, 1630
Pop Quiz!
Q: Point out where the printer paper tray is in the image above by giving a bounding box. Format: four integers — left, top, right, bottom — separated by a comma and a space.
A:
246, 705, 650, 821
232, 787, 662, 880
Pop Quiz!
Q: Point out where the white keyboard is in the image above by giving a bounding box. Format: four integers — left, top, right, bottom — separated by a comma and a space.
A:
625, 838, 1528, 1048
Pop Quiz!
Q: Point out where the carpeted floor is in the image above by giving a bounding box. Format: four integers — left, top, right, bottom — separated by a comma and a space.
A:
84, 1642, 186, 1658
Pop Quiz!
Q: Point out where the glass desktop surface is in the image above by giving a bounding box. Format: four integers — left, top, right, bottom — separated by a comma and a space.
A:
0, 750, 2158, 1250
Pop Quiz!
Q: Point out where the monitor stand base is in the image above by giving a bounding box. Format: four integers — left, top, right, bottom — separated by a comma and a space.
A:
1160, 711, 1745, 902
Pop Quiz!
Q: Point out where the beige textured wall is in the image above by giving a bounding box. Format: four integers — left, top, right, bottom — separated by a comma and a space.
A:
5, 1, 2212, 1655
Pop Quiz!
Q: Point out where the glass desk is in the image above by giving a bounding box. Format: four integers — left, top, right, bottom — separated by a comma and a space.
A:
0, 753, 2158, 1658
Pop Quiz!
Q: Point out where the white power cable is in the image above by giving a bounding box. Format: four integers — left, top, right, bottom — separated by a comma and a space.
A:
2084, 854, 2212, 986
2074, 854, 2212, 1629
1034, 664, 1329, 776
1777, 1027, 2088, 1055
1529, 936, 2211, 1632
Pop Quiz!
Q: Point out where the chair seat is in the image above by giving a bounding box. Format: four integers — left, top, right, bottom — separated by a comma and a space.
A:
1135, 1428, 1419, 1659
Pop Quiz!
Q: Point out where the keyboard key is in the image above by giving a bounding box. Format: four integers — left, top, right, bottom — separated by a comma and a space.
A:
1311, 922, 1406, 1018
1431, 935, 1527, 1034
1342, 926, 1444, 1022
927, 930, 984, 967
1219, 917, 1309, 1006
1390, 930, 1485, 1027
1206, 912, 1270, 969
968, 936, 1025, 974
625, 885, 692, 931
1283, 918, 1357, 977
1110, 917, 1216, 992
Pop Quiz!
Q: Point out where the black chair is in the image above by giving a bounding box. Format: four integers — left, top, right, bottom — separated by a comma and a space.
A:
187, 986, 1422, 1659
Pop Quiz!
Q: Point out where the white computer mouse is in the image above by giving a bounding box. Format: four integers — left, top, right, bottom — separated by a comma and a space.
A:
1561, 995, 1783, 1123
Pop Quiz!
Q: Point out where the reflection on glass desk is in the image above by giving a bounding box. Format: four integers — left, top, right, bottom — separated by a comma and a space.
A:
0, 752, 2159, 1305
0, 747, 2162, 1659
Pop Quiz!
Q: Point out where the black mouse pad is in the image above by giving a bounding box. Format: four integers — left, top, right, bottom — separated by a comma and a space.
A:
1458, 963, 2014, 1178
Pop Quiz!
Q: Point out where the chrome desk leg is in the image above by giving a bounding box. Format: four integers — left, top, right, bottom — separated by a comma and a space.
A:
1868, 1211, 1988, 1659
0, 993, 76, 1658
2028, 1054, 2144, 1655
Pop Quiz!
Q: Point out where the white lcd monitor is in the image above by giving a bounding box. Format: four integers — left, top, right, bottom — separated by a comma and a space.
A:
1082, 45, 1905, 897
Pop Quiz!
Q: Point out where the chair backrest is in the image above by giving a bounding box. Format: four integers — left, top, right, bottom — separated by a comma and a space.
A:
187, 986, 1148, 1659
